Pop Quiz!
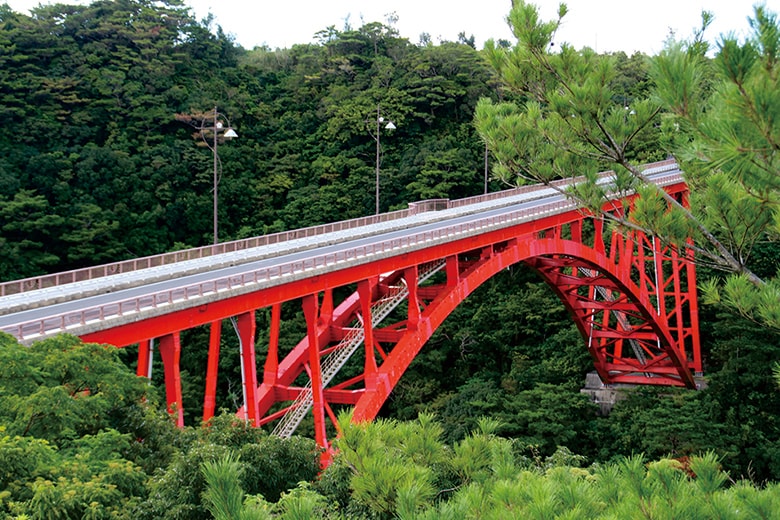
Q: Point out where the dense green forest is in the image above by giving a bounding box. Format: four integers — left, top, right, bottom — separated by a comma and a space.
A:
0, 0, 501, 279
2, 0, 780, 517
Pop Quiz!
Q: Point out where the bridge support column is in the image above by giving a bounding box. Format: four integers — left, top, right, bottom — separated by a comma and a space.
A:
570, 220, 582, 242
446, 255, 459, 287
684, 248, 702, 373
137, 339, 152, 379
651, 236, 666, 315
358, 278, 378, 391
203, 320, 222, 423
302, 294, 328, 451
405, 266, 420, 329
158, 332, 184, 427
593, 218, 605, 254
679, 191, 702, 374
263, 303, 282, 384
237, 312, 259, 425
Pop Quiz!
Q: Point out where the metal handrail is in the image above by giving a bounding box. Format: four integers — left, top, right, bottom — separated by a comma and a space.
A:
1, 171, 684, 341
0, 208, 404, 296
0, 185, 540, 297
0, 159, 679, 297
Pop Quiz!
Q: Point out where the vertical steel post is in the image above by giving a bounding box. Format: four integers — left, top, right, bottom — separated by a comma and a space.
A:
137, 339, 151, 378
203, 320, 222, 422
158, 332, 184, 427
302, 294, 328, 450
405, 266, 420, 329
263, 303, 282, 384
237, 311, 259, 424
445, 255, 459, 287
358, 279, 377, 390
681, 190, 702, 373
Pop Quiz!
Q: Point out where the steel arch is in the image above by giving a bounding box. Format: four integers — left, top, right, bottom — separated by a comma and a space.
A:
350, 236, 695, 425
68, 174, 701, 461
247, 222, 699, 456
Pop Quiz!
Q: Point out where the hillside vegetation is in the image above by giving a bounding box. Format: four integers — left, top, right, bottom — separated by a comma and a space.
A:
1, 1, 780, 517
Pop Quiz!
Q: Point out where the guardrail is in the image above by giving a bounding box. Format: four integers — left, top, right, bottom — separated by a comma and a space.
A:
448, 158, 678, 209
0, 159, 679, 297
2, 170, 684, 341
0, 207, 407, 297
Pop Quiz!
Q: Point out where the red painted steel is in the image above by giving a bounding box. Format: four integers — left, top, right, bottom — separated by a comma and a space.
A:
64, 172, 700, 460
237, 312, 260, 425
203, 321, 222, 422
136, 339, 151, 378
157, 332, 184, 428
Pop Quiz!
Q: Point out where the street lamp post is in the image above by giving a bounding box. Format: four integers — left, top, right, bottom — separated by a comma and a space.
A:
371, 105, 395, 215
175, 107, 238, 245
484, 142, 489, 194
204, 106, 238, 244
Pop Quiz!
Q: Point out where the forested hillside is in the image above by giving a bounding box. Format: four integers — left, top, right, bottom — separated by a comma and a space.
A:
2, 1, 780, 517
0, 0, 498, 280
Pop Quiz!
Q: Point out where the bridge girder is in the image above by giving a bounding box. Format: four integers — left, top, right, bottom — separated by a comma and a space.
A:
78, 184, 701, 462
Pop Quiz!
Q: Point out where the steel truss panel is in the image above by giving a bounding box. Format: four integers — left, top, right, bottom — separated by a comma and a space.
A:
76, 182, 700, 461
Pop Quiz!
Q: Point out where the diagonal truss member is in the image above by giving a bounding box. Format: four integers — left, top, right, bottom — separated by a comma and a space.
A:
581, 266, 649, 366
272, 260, 446, 438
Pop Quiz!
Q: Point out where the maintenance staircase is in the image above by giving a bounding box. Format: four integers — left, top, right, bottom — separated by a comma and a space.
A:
272, 260, 445, 438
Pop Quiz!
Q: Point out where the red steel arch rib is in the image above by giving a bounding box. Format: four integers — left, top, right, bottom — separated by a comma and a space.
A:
347, 234, 697, 425
76, 179, 701, 458
244, 200, 700, 455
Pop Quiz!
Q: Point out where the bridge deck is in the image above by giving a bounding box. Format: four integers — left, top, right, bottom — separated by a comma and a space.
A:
0, 161, 683, 344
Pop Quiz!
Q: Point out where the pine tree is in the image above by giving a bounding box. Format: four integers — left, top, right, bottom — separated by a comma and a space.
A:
475, 1, 780, 329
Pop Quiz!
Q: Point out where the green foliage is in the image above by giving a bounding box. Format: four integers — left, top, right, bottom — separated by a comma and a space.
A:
272, 482, 332, 520
237, 434, 321, 502
1, 0, 498, 281
0, 335, 151, 443
139, 440, 231, 519
201, 452, 273, 520
317, 416, 780, 518
697, 313, 780, 480
478, 1, 780, 329
498, 383, 598, 455
598, 387, 723, 460
334, 413, 439, 517
137, 412, 320, 519
0, 0, 224, 273
0, 433, 55, 492
0, 336, 155, 518
650, 5, 780, 313
477, 1, 664, 190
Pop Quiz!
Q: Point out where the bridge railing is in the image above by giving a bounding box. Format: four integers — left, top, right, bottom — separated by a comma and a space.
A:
0, 185, 547, 297
0, 159, 680, 298
3, 168, 685, 342
0, 207, 407, 296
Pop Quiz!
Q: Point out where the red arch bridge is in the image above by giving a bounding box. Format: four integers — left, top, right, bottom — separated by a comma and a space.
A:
0, 159, 701, 455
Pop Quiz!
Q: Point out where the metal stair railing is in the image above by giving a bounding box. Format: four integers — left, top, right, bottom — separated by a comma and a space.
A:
272, 260, 446, 438
581, 267, 649, 366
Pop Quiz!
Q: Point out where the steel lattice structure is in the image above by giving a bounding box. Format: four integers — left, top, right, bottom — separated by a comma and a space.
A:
0, 161, 701, 463
88, 181, 700, 460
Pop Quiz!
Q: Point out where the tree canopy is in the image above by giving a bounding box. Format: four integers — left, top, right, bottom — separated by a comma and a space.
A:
3, 1, 780, 515
475, 1, 780, 329
0, 0, 497, 280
